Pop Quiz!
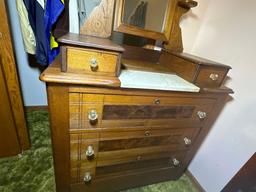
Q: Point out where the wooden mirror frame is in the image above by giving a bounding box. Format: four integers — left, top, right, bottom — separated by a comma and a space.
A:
114, 0, 177, 42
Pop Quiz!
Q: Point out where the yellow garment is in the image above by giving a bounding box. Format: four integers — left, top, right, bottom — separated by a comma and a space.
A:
50, 33, 59, 49
16, 0, 36, 54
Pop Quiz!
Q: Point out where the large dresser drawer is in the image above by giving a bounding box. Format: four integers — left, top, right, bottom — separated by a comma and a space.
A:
69, 93, 215, 130
71, 150, 185, 184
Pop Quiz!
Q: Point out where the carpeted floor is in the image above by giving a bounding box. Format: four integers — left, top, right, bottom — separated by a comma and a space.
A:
0, 110, 198, 192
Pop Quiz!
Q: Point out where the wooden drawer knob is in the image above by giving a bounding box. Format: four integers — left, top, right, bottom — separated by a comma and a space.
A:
85, 145, 94, 158
209, 73, 219, 81
197, 111, 207, 119
84, 172, 92, 183
90, 58, 98, 71
88, 109, 98, 125
184, 137, 192, 146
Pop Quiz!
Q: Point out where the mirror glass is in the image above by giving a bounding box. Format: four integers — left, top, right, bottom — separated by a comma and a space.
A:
122, 0, 169, 32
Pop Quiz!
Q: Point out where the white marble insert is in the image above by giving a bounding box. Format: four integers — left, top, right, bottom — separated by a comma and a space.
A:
119, 70, 200, 92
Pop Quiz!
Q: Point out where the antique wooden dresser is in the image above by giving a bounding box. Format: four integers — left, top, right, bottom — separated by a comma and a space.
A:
40, 0, 233, 191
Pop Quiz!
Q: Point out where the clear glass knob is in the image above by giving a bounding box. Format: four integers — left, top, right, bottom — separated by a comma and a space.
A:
83, 172, 92, 183
88, 109, 98, 125
85, 145, 94, 157
172, 158, 180, 167
184, 137, 192, 146
209, 73, 219, 81
90, 58, 98, 71
197, 111, 207, 119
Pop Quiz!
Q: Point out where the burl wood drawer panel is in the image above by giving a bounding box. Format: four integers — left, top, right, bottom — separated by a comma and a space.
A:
66, 47, 119, 76
97, 128, 199, 166
195, 66, 228, 88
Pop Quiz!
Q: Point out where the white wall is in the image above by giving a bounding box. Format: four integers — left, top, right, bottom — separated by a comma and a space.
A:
182, 0, 256, 191
7, 1, 47, 106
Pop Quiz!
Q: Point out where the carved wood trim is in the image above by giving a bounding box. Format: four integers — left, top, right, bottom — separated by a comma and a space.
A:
164, 0, 198, 52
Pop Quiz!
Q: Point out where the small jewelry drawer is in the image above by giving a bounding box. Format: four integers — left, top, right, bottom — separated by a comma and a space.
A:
195, 66, 228, 88
65, 47, 120, 76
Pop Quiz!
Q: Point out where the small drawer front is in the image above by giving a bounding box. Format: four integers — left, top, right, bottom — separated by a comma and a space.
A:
195, 66, 228, 88
66, 47, 119, 76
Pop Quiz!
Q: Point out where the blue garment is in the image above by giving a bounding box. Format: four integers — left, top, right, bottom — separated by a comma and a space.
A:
23, 0, 48, 66
44, 0, 64, 64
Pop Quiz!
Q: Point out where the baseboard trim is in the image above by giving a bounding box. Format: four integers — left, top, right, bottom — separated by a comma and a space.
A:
185, 170, 205, 192
25, 105, 48, 112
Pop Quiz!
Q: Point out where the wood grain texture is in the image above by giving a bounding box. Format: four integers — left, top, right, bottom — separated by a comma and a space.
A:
40, 58, 121, 87
70, 166, 182, 192
164, 0, 197, 52
159, 51, 232, 89
58, 33, 124, 52
102, 105, 195, 120
0, 60, 20, 157
159, 51, 198, 82
122, 45, 161, 63
0, 0, 30, 152
66, 47, 119, 76
165, 50, 231, 68
195, 66, 229, 88
80, 0, 115, 38
47, 85, 70, 192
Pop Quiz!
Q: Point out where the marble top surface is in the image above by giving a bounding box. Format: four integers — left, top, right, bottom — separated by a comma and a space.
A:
119, 70, 200, 92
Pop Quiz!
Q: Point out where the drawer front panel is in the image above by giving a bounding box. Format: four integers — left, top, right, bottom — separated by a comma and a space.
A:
69, 92, 215, 129
67, 47, 118, 76
96, 151, 184, 178
99, 128, 200, 151
196, 66, 228, 87
72, 151, 184, 184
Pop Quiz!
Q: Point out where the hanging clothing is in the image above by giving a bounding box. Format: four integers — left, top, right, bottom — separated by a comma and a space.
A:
23, 0, 48, 66
44, 0, 65, 64
53, 0, 70, 38
16, 0, 36, 54
69, 0, 79, 34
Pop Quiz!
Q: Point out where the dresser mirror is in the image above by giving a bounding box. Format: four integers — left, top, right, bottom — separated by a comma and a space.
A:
114, 0, 176, 41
